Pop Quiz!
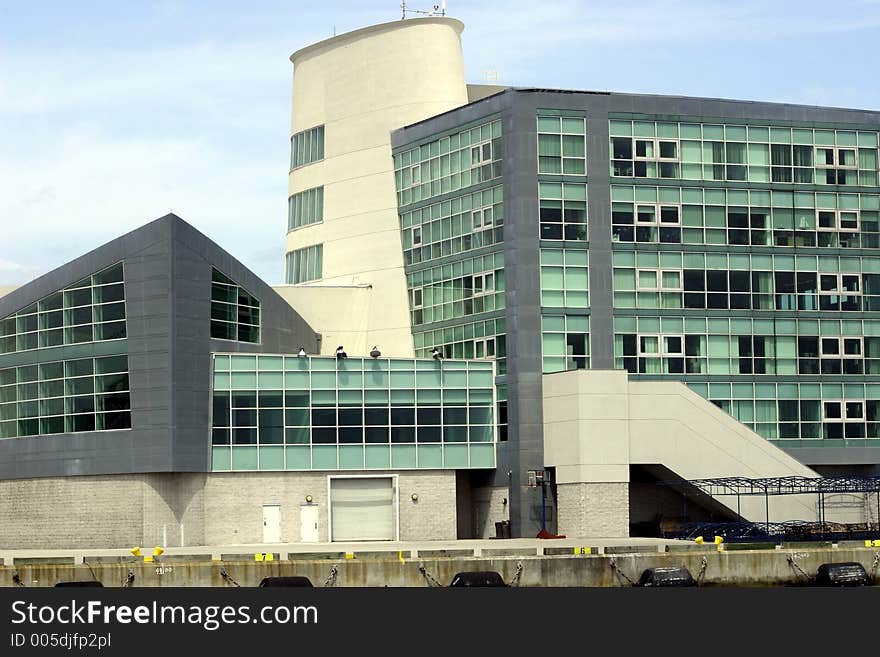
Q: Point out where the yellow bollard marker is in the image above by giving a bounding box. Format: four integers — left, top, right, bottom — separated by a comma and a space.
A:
694, 536, 704, 545
153, 546, 164, 557
130, 546, 142, 557
345, 552, 355, 560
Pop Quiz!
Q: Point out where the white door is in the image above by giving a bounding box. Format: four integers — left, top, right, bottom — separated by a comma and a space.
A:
262, 504, 281, 543
300, 504, 319, 543
330, 477, 395, 541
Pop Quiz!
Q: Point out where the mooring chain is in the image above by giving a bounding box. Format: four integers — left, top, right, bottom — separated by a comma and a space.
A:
786, 554, 810, 580
323, 565, 339, 588
696, 556, 708, 585
507, 561, 524, 587
609, 558, 636, 587
122, 569, 135, 588
418, 563, 444, 588
219, 567, 241, 587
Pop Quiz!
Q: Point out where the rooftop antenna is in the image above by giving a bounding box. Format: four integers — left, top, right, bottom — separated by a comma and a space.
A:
401, 1, 446, 19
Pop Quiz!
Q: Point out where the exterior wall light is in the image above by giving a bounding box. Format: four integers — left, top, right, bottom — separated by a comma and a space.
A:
305, 495, 313, 503
411, 493, 419, 502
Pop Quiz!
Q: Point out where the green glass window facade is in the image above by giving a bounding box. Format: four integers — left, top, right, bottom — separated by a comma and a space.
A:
0, 262, 126, 355
393, 119, 502, 206
285, 244, 323, 284
612, 251, 880, 312
210, 269, 260, 343
290, 125, 324, 169
608, 114, 880, 447
611, 185, 879, 249
542, 315, 590, 374
288, 186, 324, 231
539, 182, 587, 241
400, 185, 503, 265
0, 354, 131, 438
211, 355, 496, 471
394, 116, 506, 375
610, 120, 879, 187
537, 115, 586, 175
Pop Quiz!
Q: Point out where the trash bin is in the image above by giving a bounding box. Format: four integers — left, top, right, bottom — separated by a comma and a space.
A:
495, 520, 510, 539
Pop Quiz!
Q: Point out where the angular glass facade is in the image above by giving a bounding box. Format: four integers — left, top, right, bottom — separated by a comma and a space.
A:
0, 262, 126, 354
211, 355, 496, 471
210, 268, 260, 343
0, 354, 131, 438
393, 116, 507, 442
393, 117, 506, 371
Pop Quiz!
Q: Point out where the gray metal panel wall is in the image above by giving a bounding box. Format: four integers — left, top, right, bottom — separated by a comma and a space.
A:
0, 215, 317, 479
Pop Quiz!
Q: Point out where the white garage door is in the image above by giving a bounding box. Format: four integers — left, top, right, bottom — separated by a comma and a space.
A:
330, 477, 396, 541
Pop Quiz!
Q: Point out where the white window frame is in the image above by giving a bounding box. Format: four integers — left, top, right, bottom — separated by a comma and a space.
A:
471, 139, 494, 167
822, 400, 865, 422
472, 204, 494, 232
636, 268, 660, 291
637, 333, 684, 357
474, 337, 496, 359
637, 334, 661, 356
632, 138, 680, 162
662, 335, 684, 356
815, 146, 858, 170
412, 226, 422, 246
819, 273, 861, 296
635, 203, 681, 226
472, 272, 495, 296
820, 337, 863, 358
636, 268, 683, 291
412, 287, 423, 308
816, 208, 860, 232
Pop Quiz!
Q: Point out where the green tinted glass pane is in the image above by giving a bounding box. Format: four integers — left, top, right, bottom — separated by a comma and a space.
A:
258, 446, 284, 470
285, 445, 311, 469
391, 445, 417, 468
469, 444, 495, 468
338, 446, 364, 469
212, 447, 231, 471
443, 444, 469, 467
364, 445, 391, 469
312, 445, 338, 469
417, 444, 443, 468
231, 446, 257, 470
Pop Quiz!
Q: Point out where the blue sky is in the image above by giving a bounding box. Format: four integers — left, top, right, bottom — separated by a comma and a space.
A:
2, 0, 880, 285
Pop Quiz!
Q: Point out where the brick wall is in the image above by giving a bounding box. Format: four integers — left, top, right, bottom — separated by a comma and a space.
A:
557, 482, 629, 538
0, 470, 459, 549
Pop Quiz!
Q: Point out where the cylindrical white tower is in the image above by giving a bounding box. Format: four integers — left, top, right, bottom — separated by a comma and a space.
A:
283, 18, 468, 356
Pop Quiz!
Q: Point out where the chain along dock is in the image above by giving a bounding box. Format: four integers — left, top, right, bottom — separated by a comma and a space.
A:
1, 538, 879, 587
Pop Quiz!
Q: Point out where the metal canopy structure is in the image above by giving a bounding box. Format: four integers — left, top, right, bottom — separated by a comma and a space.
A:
658, 476, 880, 540
682, 476, 880, 497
